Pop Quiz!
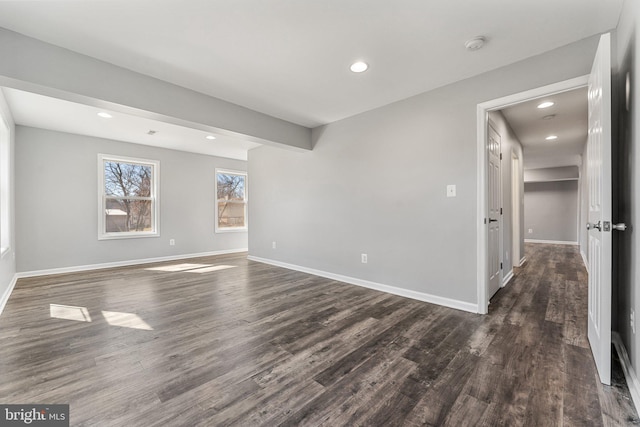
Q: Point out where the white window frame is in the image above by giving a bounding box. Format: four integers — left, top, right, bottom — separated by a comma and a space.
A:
98, 154, 160, 240
215, 168, 248, 233
0, 112, 10, 256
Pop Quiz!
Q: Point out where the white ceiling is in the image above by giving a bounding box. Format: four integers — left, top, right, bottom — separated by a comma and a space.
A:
501, 87, 588, 170
0, 0, 623, 129
2, 88, 261, 160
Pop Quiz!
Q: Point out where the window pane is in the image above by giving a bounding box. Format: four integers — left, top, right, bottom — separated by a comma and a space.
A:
105, 199, 152, 232
217, 173, 245, 200
105, 161, 152, 197
217, 201, 245, 228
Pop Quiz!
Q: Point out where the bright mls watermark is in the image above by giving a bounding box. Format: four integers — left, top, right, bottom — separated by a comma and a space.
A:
0, 405, 69, 426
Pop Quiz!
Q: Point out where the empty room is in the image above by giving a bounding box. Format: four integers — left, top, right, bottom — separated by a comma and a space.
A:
0, 0, 639, 425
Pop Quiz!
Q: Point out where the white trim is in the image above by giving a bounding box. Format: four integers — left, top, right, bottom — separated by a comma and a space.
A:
16, 248, 248, 278
0, 113, 10, 252
612, 332, 640, 415
524, 239, 578, 245
519, 256, 527, 267
524, 177, 579, 183
502, 270, 514, 287
215, 168, 248, 233
477, 75, 589, 315
511, 151, 521, 268
580, 250, 589, 270
0, 273, 18, 317
247, 255, 478, 314
98, 154, 160, 240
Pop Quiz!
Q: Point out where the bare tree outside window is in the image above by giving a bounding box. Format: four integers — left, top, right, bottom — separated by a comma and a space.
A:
100, 157, 157, 236
216, 171, 247, 231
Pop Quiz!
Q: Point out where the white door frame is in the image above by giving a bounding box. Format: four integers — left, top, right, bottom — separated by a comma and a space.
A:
476, 75, 589, 314
511, 151, 521, 268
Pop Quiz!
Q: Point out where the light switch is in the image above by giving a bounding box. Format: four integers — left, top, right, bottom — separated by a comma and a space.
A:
447, 185, 456, 197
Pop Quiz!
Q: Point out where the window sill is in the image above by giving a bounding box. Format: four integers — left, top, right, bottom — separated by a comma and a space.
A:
215, 227, 248, 234
98, 232, 160, 241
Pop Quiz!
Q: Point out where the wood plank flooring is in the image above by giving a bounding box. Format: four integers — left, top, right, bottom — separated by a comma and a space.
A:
0, 244, 638, 426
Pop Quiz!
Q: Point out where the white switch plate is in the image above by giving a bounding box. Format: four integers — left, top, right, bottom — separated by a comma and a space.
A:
361, 254, 368, 264
447, 185, 456, 197
528, 229, 533, 234
169, 239, 175, 246
272, 241, 277, 249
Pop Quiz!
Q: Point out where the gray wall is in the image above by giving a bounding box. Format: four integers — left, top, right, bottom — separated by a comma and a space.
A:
249, 35, 600, 307
488, 111, 524, 275
614, 0, 640, 387
15, 126, 247, 272
0, 90, 16, 306
524, 180, 579, 243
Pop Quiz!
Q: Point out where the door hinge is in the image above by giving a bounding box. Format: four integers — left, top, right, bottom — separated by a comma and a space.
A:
500, 207, 503, 215
500, 153, 502, 160
500, 262, 503, 270
484, 218, 487, 224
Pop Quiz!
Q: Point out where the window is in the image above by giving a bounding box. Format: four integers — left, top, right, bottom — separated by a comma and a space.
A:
215, 169, 247, 232
0, 114, 9, 255
98, 154, 159, 239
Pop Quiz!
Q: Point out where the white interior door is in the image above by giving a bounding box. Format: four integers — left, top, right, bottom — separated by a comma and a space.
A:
487, 124, 502, 299
587, 33, 612, 385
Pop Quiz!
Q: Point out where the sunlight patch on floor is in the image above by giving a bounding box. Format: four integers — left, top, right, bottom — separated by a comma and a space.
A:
50, 304, 92, 322
145, 263, 237, 273
145, 263, 211, 272
101, 310, 153, 330
187, 265, 236, 273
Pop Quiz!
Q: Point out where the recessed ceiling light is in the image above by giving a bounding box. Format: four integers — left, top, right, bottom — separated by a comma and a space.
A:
537, 101, 555, 109
97, 112, 113, 119
545, 135, 558, 141
350, 61, 368, 73
464, 36, 486, 51
206, 135, 216, 140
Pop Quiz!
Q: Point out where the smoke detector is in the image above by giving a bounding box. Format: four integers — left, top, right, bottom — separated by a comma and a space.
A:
465, 36, 486, 51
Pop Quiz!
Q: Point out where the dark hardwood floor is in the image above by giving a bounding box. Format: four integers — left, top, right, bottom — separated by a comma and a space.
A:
0, 244, 638, 426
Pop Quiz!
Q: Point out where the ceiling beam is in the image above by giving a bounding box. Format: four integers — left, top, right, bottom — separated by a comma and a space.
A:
0, 27, 312, 151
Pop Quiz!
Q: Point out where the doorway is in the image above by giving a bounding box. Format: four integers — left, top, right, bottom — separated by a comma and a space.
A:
476, 75, 589, 314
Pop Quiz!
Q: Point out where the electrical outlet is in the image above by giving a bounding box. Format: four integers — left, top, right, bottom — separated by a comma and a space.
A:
272, 241, 277, 249
169, 239, 175, 246
361, 254, 368, 264
631, 309, 636, 334
446, 185, 456, 198
528, 228, 533, 234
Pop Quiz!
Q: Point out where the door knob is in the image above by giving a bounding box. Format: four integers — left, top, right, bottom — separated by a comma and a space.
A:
587, 221, 602, 231
612, 223, 627, 231
489, 218, 498, 223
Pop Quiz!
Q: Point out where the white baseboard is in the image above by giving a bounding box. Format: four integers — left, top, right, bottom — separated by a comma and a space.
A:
580, 250, 589, 270
524, 239, 578, 245
612, 332, 640, 415
502, 270, 514, 287
16, 248, 248, 279
519, 256, 527, 267
0, 273, 18, 317
0, 274, 18, 315
247, 255, 478, 314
